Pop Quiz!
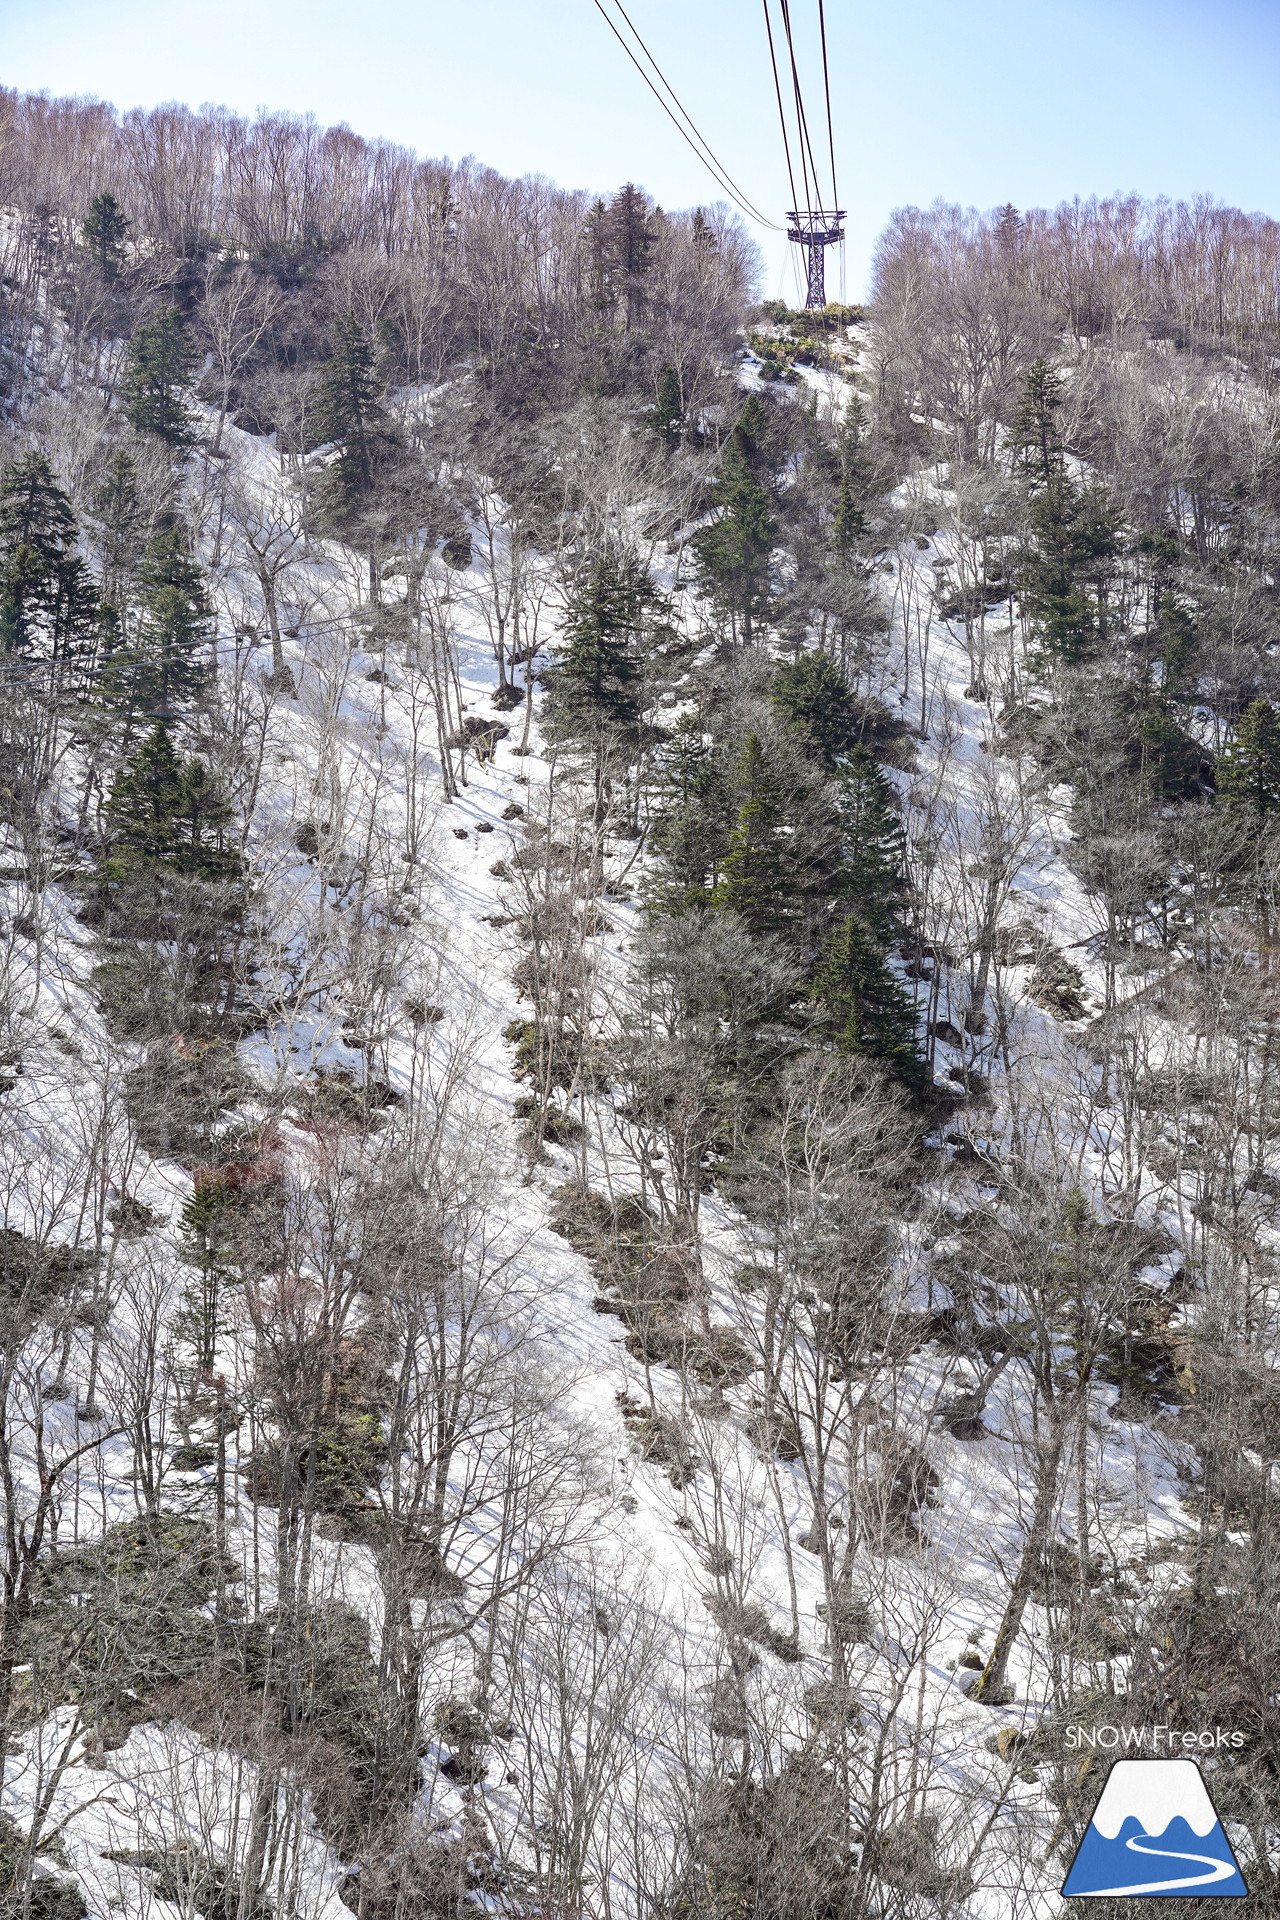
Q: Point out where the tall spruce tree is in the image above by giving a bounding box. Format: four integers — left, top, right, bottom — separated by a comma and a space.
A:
832, 398, 871, 555
645, 367, 685, 452
693, 402, 776, 642
103, 722, 241, 886
606, 184, 654, 331
550, 552, 652, 739
584, 200, 613, 312
1010, 359, 1117, 671
97, 719, 247, 1060
810, 914, 923, 1082
81, 191, 129, 283
772, 652, 864, 770
995, 202, 1023, 256
1139, 593, 1205, 799
1218, 699, 1280, 825
690, 209, 717, 254
91, 450, 148, 609
815, 745, 921, 1081
648, 715, 733, 911
104, 526, 212, 719
713, 733, 797, 938
836, 747, 911, 945
0, 453, 99, 666
122, 308, 196, 447
1009, 358, 1066, 487
315, 317, 386, 520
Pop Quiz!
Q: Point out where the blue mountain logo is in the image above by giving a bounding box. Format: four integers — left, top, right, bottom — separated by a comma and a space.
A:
1062, 1759, 1247, 1897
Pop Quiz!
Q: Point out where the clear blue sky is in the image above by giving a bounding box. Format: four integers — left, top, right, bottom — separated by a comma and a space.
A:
2, 0, 1278, 298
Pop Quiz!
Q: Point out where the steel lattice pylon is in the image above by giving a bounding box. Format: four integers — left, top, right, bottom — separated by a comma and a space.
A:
786, 208, 845, 308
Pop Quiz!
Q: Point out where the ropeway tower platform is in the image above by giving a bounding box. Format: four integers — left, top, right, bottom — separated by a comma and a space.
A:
786, 208, 845, 308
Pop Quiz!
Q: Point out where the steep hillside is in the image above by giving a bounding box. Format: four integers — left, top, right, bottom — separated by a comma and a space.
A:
1, 101, 1279, 1920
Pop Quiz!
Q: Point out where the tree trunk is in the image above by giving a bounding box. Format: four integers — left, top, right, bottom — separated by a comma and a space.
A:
972, 1418, 1067, 1702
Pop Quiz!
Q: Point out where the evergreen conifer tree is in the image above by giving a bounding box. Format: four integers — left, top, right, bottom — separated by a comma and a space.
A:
648, 715, 733, 910
1009, 361, 1117, 670
733, 394, 771, 463
91, 450, 148, 608
1025, 481, 1117, 669
645, 367, 685, 451
1152, 592, 1197, 698
1139, 594, 1204, 799
693, 407, 776, 642
122, 308, 196, 447
606, 184, 654, 330
713, 733, 796, 937
690, 209, 717, 254
810, 914, 922, 1081
1218, 699, 1280, 824
105, 526, 212, 718
832, 399, 870, 555
995, 203, 1023, 256
316, 316, 387, 520
551, 551, 651, 737
81, 191, 129, 282
98, 728, 246, 1049
812, 742, 920, 1080
772, 652, 863, 769
836, 747, 911, 945
584, 201, 613, 311
0, 453, 99, 665
103, 722, 241, 885
1009, 359, 1066, 488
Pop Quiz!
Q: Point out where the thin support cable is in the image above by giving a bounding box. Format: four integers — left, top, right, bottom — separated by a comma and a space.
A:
591, 0, 782, 228
778, 0, 822, 210
762, 0, 800, 214
817, 0, 838, 207
608, 0, 777, 226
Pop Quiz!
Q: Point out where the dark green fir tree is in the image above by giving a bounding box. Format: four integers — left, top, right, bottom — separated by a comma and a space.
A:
836, 747, 910, 946
693, 403, 776, 642
606, 184, 654, 331
103, 722, 241, 885
813, 743, 920, 1082
1009, 358, 1066, 488
1218, 699, 1280, 825
772, 652, 864, 770
0, 453, 99, 666
713, 733, 796, 938
81, 191, 129, 283
91, 449, 148, 608
550, 551, 653, 738
648, 714, 733, 910
1009, 361, 1117, 672
811, 913, 923, 1082
832, 397, 871, 555
105, 526, 213, 719
584, 200, 613, 312
1139, 594, 1204, 799
690, 209, 717, 254
122, 308, 196, 447
645, 366, 685, 452
315, 316, 387, 520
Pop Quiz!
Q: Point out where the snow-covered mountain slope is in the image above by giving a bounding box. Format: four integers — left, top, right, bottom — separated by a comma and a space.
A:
0, 372, 1218, 1920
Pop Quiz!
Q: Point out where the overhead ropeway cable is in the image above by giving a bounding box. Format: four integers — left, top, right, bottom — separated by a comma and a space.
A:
777, 0, 823, 211
761, 0, 801, 216
588, 0, 844, 306
591, 0, 783, 229
763, 0, 844, 306
817, 0, 838, 208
